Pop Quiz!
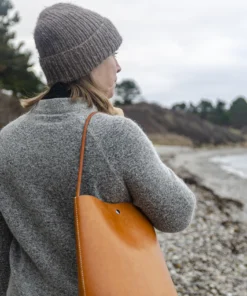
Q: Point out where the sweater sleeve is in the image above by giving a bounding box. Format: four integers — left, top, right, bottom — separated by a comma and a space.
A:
0, 212, 12, 295
113, 117, 196, 233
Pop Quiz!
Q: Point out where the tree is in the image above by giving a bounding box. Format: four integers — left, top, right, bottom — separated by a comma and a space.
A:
170, 97, 247, 129
229, 97, 247, 128
187, 103, 198, 115
171, 102, 187, 112
115, 79, 141, 105
211, 99, 230, 126
196, 99, 214, 120
0, 0, 44, 97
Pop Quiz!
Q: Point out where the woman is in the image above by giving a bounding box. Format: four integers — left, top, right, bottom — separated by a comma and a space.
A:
0, 3, 196, 295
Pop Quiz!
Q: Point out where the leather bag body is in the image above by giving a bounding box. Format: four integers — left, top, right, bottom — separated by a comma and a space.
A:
74, 111, 178, 296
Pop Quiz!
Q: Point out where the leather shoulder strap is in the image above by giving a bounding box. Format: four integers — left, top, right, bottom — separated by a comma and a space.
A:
76, 111, 99, 197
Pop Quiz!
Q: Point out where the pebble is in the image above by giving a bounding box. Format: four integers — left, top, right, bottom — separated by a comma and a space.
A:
156, 178, 247, 296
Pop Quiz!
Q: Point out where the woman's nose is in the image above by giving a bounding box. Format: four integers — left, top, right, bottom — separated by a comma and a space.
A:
116, 61, 121, 73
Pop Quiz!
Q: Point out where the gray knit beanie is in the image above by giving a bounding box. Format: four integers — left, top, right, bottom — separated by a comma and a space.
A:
34, 3, 122, 86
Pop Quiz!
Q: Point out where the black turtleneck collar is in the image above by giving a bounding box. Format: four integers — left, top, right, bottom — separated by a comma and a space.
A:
42, 82, 71, 99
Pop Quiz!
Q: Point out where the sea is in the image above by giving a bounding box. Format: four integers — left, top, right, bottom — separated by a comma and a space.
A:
210, 153, 247, 180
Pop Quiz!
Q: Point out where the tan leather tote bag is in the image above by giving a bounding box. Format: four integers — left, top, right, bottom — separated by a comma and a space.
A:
74, 111, 178, 296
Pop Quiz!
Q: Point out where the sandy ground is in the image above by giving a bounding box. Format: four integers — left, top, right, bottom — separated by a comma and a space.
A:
155, 145, 247, 221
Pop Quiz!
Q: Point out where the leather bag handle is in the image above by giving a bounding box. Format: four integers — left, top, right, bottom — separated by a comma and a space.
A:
76, 111, 99, 197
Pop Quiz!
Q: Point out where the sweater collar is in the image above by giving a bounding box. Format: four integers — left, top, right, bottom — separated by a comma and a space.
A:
29, 97, 98, 115
29, 82, 98, 115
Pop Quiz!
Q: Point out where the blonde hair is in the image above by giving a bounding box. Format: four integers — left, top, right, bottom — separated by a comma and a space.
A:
19, 75, 115, 115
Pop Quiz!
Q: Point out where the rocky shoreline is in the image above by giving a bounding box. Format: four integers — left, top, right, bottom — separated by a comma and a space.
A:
156, 147, 247, 296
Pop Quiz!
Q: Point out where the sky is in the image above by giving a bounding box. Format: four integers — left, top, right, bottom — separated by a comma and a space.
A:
10, 0, 247, 108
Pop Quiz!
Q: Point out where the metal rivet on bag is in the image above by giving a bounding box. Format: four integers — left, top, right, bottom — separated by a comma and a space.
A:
116, 209, 120, 214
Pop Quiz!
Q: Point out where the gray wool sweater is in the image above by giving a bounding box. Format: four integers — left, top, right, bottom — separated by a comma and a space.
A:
0, 97, 196, 296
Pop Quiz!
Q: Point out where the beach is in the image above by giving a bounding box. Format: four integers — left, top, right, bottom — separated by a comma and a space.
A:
155, 145, 247, 296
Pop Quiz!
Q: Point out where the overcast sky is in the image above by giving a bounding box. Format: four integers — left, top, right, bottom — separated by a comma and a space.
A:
11, 0, 247, 108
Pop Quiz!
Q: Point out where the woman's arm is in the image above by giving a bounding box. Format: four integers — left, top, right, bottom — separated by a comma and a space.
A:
113, 116, 196, 233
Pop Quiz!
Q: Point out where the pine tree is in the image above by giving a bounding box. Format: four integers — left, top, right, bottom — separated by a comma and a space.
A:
229, 97, 247, 129
115, 79, 141, 105
0, 0, 44, 97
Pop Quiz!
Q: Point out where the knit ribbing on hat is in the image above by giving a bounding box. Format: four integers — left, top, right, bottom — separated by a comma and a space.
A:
34, 3, 122, 86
